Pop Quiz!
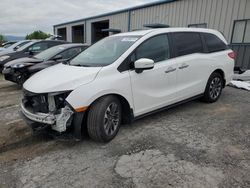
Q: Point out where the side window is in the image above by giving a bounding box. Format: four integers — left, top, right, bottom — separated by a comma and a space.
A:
203, 33, 227, 53
58, 47, 82, 59
135, 34, 170, 63
173, 32, 203, 56
29, 42, 49, 52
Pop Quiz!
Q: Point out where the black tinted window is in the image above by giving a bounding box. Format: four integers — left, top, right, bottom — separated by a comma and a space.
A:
173, 32, 203, 56
59, 47, 82, 59
203, 33, 227, 52
29, 42, 49, 52
135, 34, 170, 63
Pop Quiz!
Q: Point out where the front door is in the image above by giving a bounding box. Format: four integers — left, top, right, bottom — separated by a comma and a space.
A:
129, 34, 178, 116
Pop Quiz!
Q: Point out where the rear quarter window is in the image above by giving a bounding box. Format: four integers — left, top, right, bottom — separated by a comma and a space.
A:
172, 32, 204, 56
203, 33, 228, 53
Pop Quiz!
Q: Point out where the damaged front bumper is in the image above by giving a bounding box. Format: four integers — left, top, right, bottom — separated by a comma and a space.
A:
20, 90, 84, 140
21, 102, 56, 125
21, 102, 74, 133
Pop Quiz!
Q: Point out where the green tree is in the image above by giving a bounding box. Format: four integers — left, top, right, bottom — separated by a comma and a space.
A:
0, 34, 6, 44
25, 30, 50, 40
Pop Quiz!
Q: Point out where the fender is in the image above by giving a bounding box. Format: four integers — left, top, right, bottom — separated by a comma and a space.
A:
65, 67, 134, 112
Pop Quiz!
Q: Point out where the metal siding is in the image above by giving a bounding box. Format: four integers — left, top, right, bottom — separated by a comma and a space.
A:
200, 0, 206, 23
224, 0, 234, 40
219, 0, 228, 33
181, 0, 188, 26
196, 0, 202, 24
237, 0, 247, 19
245, 0, 250, 18
175, 0, 180, 26
188, 0, 195, 26
54, 0, 250, 43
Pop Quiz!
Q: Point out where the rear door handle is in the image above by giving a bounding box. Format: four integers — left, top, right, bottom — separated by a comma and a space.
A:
165, 67, 176, 73
179, 63, 189, 69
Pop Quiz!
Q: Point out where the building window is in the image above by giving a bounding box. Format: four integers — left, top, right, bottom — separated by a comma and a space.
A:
188, 23, 207, 28
231, 19, 250, 44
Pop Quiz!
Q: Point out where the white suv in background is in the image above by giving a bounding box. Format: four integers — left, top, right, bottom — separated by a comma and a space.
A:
21, 28, 235, 142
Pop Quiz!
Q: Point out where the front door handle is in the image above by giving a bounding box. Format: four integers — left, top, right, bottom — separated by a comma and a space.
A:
179, 63, 189, 69
165, 67, 176, 73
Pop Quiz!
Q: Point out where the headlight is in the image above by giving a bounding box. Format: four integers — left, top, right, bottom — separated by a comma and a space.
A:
0, 56, 10, 62
12, 64, 25, 68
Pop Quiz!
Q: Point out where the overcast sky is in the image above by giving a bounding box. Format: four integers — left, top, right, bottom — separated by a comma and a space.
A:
0, 0, 156, 36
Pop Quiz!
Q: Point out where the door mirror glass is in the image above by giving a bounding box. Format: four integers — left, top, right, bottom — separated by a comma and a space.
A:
134, 58, 154, 73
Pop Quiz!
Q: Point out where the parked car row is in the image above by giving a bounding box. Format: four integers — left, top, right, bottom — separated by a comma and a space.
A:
0, 40, 89, 84
19, 28, 234, 142
0, 40, 30, 52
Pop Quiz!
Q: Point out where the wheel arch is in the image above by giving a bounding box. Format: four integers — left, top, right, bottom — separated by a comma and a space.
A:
88, 93, 134, 124
212, 69, 226, 87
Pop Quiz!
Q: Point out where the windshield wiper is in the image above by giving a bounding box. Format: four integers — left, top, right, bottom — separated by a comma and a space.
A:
70, 64, 91, 67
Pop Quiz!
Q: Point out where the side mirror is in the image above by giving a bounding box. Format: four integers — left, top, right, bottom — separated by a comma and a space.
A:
26, 48, 34, 55
13, 46, 20, 51
52, 54, 63, 61
134, 58, 154, 73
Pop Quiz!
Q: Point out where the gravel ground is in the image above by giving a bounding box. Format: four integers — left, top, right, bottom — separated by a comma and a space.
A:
0, 77, 250, 188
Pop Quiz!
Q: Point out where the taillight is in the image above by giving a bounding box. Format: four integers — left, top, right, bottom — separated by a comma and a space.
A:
228, 51, 235, 59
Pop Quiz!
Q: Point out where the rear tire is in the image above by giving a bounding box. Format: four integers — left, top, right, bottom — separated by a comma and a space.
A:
202, 72, 223, 103
87, 96, 122, 142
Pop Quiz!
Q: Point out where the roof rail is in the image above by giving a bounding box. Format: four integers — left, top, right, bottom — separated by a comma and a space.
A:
143, 23, 170, 28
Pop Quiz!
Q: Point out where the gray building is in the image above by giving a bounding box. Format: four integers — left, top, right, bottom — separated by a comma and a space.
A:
54, 0, 250, 69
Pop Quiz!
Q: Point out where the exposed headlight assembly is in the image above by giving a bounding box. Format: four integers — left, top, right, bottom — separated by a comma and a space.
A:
47, 91, 73, 133
48, 91, 72, 110
0, 55, 10, 61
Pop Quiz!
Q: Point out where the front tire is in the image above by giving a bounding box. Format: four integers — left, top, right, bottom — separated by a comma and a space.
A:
202, 72, 223, 103
87, 96, 122, 142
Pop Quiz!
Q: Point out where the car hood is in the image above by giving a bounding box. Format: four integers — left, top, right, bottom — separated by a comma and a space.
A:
0, 47, 13, 52
23, 63, 102, 93
4, 57, 42, 67
0, 50, 14, 56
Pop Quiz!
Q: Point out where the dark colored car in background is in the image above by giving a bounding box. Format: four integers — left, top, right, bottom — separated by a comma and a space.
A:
1, 41, 17, 48
0, 40, 31, 52
3, 43, 89, 85
0, 40, 67, 72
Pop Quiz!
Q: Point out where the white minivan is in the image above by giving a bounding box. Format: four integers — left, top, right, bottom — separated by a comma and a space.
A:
21, 28, 235, 142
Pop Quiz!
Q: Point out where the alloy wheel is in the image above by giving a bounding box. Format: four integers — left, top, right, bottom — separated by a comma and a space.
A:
209, 77, 222, 100
103, 102, 120, 136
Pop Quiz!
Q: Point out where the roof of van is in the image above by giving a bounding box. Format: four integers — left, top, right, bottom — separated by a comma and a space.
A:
114, 27, 227, 44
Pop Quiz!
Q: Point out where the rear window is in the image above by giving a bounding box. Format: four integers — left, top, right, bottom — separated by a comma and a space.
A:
172, 32, 203, 56
203, 33, 227, 53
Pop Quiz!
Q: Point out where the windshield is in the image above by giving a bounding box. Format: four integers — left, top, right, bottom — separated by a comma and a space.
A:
34, 45, 66, 60
7, 41, 30, 50
70, 36, 140, 67
4, 43, 13, 48
17, 41, 35, 51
